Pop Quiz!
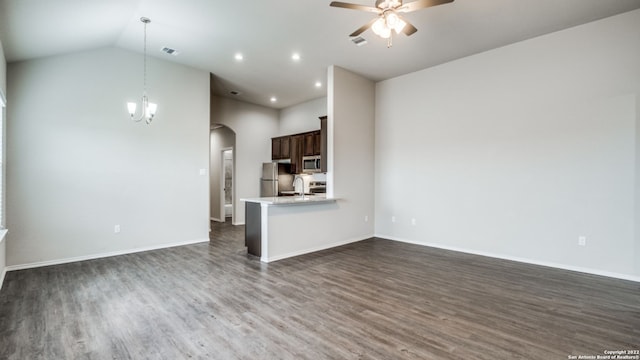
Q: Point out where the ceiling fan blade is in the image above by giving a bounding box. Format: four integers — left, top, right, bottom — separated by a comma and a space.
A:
396, 0, 454, 13
402, 20, 418, 36
349, 17, 380, 37
330, 1, 380, 13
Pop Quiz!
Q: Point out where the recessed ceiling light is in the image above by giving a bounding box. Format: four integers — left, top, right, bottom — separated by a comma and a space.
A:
291, 53, 301, 61
234, 53, 243, 61
270, 96, 277, 103
315, 81, 322, 88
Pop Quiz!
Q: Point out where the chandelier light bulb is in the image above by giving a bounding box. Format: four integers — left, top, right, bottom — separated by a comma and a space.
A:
127, 102, 137, 115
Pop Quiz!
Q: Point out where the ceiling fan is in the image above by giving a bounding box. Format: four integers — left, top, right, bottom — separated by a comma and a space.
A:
330, 0, 454, 47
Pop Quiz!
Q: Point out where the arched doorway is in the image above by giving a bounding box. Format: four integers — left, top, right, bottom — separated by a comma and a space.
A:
210, 124, 236, 224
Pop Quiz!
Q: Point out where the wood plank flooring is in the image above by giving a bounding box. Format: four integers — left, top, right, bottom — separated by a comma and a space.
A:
0, 220, 638, 359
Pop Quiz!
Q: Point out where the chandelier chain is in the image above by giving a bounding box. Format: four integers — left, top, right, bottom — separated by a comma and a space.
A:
127, 17, 156, 124
143, 19, 147, 94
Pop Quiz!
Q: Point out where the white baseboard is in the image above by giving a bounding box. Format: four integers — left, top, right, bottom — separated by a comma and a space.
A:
377, 234, 640, 283
232, 221, 245, 226
263, 234, 372, 263
211, 217, 223, 222
5, 238, 210, 272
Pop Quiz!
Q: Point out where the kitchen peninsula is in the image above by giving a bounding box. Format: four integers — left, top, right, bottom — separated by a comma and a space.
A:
241, 195, 338, 262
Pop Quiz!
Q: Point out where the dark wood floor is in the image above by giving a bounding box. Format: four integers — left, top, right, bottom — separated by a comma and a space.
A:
0, 220, 638, 359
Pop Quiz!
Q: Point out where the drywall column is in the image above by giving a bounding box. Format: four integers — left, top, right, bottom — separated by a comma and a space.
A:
263, 66, 375, 261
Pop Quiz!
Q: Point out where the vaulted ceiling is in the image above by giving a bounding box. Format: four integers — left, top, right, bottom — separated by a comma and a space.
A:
1, 0, 639, 108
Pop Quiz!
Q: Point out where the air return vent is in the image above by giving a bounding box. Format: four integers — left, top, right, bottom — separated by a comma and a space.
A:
161, 46, 179, 55
351, 36, 368, 46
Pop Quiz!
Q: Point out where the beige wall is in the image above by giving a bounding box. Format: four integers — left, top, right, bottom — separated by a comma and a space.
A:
6, 47, 210, 267
375, 10, 640, 279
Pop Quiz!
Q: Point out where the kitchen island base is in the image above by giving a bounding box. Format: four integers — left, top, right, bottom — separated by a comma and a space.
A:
241, 195, 339, 262
245, 202, 262, 257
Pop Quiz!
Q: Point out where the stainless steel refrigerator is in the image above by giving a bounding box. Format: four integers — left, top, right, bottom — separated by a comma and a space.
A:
260, 162, 293, 197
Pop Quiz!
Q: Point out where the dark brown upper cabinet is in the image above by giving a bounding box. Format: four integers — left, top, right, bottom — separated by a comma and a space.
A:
290, 134, 303, 174
303, 132, 317, 156
271, 136, 290, 160
271, 116, 327, 173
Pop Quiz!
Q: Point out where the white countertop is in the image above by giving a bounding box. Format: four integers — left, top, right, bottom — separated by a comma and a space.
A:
241, 194, 337, 206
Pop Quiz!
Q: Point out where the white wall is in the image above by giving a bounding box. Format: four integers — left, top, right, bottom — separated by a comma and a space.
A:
0, 39, 7, 286
210, 96, 279, 224
6, 47, 210, 267
279, 97, 327, 135
210, 126, 235, 222
375, 10, 640, 279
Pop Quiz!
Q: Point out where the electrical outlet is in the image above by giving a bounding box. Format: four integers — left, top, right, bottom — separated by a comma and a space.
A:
114, 225, 121, 234
411, 218, 416, 226
391, 216, 396, 223
578, 236, 586, 246
364, 215, 369, 222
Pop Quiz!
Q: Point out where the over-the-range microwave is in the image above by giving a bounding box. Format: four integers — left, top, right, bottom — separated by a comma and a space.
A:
302, 155, 322, 173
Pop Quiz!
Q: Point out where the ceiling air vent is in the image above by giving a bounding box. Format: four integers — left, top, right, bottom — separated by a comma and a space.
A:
230, 91, 241, 96
351, 36, 368, 46
161, 46, 179, 56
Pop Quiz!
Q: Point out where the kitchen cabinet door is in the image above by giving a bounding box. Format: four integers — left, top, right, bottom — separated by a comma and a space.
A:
271, 137, 282, 159
303, 133, 315, 156
313, 131, 321, 155
290, 135, 303, 173
280, 136, 290, 158
271, 136, 291, 160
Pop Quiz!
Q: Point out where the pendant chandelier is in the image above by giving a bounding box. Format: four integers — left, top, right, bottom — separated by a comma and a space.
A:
127, 17, 157, 125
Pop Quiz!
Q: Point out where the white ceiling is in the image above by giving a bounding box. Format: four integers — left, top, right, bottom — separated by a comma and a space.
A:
1, 0, 639, 109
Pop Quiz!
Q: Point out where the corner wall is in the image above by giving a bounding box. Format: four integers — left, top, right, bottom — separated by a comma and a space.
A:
210, 96, 279, 224
7, 47, 210, 267
375, 10, 640, 280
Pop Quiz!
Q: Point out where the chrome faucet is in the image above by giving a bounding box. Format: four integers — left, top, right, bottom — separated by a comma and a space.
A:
293, 175, 305, 197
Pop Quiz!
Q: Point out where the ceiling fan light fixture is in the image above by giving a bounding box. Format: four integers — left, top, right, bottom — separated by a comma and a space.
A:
385, 12, 400, 27
393, 17, 407, 33
331, 0, 455, 47
372, 17, 391, 38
